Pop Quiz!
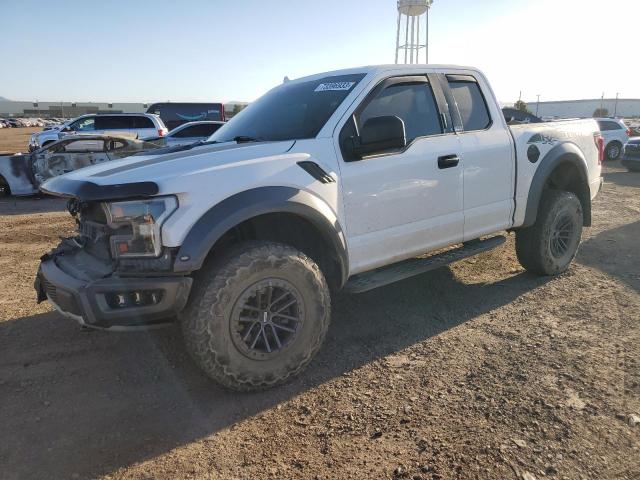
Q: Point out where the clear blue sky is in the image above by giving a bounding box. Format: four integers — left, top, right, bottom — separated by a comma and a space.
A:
1, 0, 638, 104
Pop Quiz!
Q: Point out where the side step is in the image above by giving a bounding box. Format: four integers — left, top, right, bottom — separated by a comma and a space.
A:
344, 235, 506, 294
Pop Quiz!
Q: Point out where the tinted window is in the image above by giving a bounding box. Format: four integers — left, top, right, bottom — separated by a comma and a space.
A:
597, 120, 622, 131
173, 123, 221, 138
95, 116, 135, 130
448, 78, 491, 131
132, 116, 155, 129
358, 82, 442, 143
147, 103, 224, 130
210, 74, 366, 143
69, 117, 95, 132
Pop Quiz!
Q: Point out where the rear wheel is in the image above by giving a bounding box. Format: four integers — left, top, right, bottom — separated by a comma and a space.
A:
606, 141, 622, 160
515, 190, 583, 275
181, 241, 331, 391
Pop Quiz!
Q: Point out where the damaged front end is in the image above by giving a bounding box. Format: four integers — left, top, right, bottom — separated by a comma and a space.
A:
35, 179, 192, 330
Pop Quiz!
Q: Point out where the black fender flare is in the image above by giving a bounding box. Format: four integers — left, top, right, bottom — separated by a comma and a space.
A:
522, 141, 591, 228
173, 186, 349, 286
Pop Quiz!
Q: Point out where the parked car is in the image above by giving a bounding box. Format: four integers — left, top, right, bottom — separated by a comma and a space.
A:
0, 135, 162, 196
28, 113, 168, 151
595, 118, 631, 160
621, 138, 640, 172
149, 121, 225, 147
36, 64, 603, 391
146, 102, 225, 130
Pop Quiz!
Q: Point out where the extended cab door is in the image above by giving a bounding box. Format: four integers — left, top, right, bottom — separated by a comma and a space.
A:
336, 75, 464, 274
441, 73, 515, 240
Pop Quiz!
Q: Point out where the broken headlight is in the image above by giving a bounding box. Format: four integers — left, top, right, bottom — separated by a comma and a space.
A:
104, 196, 177, 258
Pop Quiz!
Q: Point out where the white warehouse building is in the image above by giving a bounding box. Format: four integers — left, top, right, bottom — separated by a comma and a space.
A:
527, 98, 640, 119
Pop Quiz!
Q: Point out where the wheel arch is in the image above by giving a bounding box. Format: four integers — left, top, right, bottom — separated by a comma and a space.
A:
522, 142, 592, 228
174, 187, 349, 290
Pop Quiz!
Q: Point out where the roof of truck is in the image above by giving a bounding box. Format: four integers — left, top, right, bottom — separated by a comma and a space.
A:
292, 64, 479, 83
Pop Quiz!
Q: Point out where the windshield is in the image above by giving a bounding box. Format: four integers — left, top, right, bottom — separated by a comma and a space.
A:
208, 73, 366, 143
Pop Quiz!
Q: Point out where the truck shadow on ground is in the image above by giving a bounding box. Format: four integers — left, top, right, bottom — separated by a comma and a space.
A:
578, 220, 640, 292
0, 265, 551, 479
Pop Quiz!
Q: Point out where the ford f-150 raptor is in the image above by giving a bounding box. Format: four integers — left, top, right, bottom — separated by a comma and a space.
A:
35, 65, 604, 391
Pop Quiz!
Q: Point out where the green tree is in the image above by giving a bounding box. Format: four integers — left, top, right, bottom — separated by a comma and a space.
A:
514, 100, 530, 113
593, 108, 609, 117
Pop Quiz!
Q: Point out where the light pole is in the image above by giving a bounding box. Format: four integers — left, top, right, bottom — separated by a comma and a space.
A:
614, 92, 619, 117
536, 94, 540, 116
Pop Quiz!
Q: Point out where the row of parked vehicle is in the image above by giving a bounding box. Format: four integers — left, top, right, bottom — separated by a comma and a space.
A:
0, 117, 66, 128
0, 112, 225, 195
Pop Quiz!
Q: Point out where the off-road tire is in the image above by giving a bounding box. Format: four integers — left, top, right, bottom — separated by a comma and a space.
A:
515, 190, 583, 275
180, 241, 331, 391
606, 141, 622, 161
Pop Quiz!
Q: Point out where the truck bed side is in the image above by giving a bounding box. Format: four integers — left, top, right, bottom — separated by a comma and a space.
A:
509, 119, 601, 228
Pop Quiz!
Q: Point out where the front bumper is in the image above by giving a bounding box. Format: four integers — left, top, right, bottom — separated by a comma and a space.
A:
35, 253, 192, 331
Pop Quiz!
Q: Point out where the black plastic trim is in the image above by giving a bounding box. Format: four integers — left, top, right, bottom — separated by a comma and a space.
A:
174, 186, 349, 286
297, 161, 335, 183
38, 258, 192, 329
522, 142, 592, 228
40, 176, 159, 201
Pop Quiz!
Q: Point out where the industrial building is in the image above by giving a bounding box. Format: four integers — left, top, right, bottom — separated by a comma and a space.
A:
527, 98, 640, 119
0, 100, 246, 119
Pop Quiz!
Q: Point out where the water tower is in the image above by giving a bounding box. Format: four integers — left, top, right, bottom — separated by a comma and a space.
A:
395, 0, 434, 64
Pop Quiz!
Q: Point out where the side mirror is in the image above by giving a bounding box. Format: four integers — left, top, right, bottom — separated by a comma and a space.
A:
354, 115, 406, 158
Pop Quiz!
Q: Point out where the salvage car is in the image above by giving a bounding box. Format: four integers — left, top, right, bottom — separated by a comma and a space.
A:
0, 135, 161, 196
621, 138, 640, 172
36, 65, 603, 391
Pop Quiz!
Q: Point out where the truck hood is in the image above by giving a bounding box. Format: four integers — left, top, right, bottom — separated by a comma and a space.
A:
40, 140, 296, 201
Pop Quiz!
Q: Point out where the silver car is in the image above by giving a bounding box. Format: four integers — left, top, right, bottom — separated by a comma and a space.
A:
28, 113, 168, 151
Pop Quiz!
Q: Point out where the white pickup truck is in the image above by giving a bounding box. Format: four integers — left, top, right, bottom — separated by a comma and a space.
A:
35, 65, 604, 391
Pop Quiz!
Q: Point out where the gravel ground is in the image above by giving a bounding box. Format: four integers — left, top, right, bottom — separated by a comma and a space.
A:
0, 127, 40, 155
0, 162, 638, 480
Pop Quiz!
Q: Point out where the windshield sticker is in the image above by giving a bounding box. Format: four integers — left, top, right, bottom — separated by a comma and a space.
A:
314, 82, 355, 92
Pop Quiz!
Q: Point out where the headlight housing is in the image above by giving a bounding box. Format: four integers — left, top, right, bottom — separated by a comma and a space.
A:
104, 196, 177, 259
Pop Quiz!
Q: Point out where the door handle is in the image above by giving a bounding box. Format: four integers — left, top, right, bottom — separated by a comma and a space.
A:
438, 154, 460, 169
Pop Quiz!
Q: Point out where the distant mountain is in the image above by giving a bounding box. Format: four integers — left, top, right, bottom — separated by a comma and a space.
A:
0, 96, 9, 101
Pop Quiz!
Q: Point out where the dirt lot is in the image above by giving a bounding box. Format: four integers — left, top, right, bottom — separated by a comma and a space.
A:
0, 158, 639, 479
0, 126, 41, 155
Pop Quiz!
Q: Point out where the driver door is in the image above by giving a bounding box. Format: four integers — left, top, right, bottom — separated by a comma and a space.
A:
337, 76, 464, 274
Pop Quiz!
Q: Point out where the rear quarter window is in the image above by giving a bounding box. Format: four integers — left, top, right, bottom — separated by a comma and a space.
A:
133, 116, 155, 129
447, 76, 492, 131
597, 120, 623, 131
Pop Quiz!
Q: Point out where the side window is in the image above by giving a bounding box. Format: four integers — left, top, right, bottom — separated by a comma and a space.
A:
107, 139, 128, 151
357, 82, 442, 144
70, 117, 95, 132
95, 116, 132, 130
173, 124, 221, 137
447, 77, 491, 131
132, 116, 155, 129
172, 125, 198, 138
63, 139, 105, 152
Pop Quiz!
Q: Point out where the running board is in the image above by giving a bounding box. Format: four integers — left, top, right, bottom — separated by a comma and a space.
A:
344, 235, 507, 294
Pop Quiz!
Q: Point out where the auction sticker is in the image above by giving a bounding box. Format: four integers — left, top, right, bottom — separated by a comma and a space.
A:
314, 82, 355, 92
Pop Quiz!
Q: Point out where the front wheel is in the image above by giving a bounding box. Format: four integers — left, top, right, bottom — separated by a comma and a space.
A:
181, 241, 331, 391
515, 190, 583, 275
